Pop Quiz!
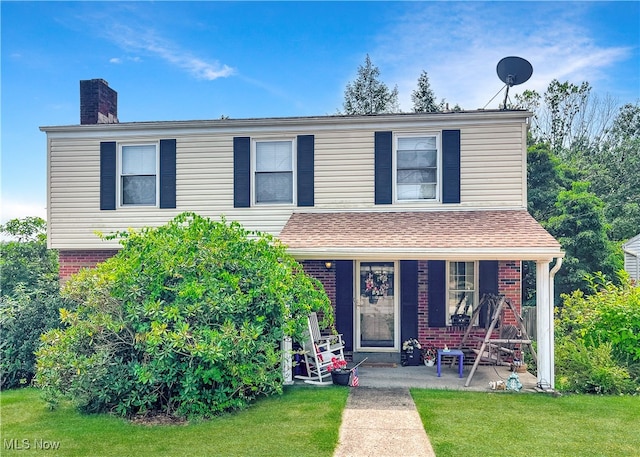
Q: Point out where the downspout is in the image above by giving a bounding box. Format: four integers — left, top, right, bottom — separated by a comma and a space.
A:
547, 257, 562, 390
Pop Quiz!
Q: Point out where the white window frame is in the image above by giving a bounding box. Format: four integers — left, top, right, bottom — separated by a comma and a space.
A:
393, 133, 441, 203
118, 142, 159, 208
446, 261, 478, 326
251, 138, 296, 206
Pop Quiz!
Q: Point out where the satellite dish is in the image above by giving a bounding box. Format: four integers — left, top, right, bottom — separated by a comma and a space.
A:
496, 56, 533, 109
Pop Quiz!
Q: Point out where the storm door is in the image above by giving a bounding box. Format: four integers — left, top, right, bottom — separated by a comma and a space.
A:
356, 261, 398, 351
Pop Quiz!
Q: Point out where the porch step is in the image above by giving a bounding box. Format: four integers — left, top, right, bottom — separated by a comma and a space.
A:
351, 352, 401, 365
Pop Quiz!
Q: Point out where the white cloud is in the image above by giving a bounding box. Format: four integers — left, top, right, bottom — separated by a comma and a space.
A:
108, 24, 235, 81
375, 3, 633, 111
109, 57, 122, 64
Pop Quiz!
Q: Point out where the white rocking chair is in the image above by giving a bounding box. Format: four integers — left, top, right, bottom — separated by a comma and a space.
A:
295, 312, 346, 385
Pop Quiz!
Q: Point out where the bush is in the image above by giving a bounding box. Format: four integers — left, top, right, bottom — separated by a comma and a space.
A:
556, 338, 635, 394
35, 213, 333, 418
1, 217, 66, 390
0, 287, 69, 389
555, 272, 640, 394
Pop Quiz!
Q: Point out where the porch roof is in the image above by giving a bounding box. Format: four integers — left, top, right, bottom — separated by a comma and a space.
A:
278, 209, 564, 261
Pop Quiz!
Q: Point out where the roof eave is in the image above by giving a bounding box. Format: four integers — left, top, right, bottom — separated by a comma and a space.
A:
286, 247, 565, 262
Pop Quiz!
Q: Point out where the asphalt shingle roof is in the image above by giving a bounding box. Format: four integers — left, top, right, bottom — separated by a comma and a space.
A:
279, 210, 561, 255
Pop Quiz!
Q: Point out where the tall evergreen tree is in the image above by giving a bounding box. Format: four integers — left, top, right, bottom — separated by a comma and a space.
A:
411, 70, 443, 113
343, 54, 399, 115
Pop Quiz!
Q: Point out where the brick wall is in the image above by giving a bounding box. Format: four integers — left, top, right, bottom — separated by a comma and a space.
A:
499, 260, 521, 325
305, 258, 522, 352
300, 260, 336, 310
59, 249, 119, 281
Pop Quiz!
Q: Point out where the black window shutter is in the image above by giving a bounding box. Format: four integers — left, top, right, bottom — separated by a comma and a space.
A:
297, 135, 314, 207
442, 129, 461, 204
233, 137, 251, 208
335, 260, 354, 352
428, 260, 447, 327
100, 141, 116, 210
374, 131, 393, 204
159, 139, 176, 209
478, 260, 499, 327
400, 260, 419, 342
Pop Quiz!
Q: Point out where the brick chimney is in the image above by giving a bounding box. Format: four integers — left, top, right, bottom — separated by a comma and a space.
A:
80, 79, 118, 125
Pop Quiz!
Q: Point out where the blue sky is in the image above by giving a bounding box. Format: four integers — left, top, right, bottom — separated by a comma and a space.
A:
2, 1, 639, 223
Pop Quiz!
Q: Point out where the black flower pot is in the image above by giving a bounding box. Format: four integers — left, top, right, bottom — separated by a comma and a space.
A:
331, 370, 351, 386
403, 349, 421, 366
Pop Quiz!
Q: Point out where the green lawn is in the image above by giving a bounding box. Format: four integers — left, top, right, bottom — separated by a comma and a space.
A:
412, 389, 640, 457
1, 387, 348, 457
3, 388, 639, 457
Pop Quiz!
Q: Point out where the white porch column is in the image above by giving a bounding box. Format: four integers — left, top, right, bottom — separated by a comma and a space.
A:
282, 336, 294, 385
536, 259, 553, 389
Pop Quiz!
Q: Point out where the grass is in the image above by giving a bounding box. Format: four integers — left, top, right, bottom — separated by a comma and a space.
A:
4, 387, 639, 457
411, 389, 640, 457
1, 386, 349, 457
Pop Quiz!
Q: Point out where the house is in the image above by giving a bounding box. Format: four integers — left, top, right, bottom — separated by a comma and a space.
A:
41, 79, 564, 388
623, 234, 640, 282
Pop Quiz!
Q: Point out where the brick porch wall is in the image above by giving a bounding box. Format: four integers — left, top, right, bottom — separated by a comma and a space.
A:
499, 260, 521, 326
306, 259, 522, 352
300, 261, 337, 310
59, 249, 119, 282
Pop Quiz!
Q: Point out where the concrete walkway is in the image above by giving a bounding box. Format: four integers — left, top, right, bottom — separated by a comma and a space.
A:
333, 387, 436, 457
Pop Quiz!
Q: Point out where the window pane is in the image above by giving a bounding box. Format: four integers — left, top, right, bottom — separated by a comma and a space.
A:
448, 262, 475, 323
256, 172, 293, 203
397, 149, 437, 168
397, 169, 437, 184
397, 136, 436, 151
122, 176, 156, 205
396, 136, 438, 201
256, 141, 292, 172
122, 145, 156, 174
397, 184, 436, 200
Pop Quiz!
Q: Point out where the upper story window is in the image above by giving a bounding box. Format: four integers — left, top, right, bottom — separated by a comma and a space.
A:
395, 135, 438, 201
120, 144, 158, 206
254, 140, 294, 204
448, 261, 476, 326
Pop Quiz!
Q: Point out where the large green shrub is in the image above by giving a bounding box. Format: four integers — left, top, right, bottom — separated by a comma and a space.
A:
555, 272, 640, 394
35, 213, 333, 418
556, 339, 634, 394
1, 217, 67, 390
0, 287, 68, 389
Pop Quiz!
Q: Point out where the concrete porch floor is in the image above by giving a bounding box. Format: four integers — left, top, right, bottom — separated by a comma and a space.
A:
347, 363, 538, 392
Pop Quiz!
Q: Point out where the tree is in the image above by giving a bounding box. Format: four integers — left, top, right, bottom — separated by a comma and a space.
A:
546, 182, 622, 297
526, 143, 573, 223
35, 213, 333, 419
0, 216, 47, 242
343, 54, 399, 115
581, 103, 640, 242
1, 217, 58, 296
411, 70, 443, 113
514, 80, 618, 156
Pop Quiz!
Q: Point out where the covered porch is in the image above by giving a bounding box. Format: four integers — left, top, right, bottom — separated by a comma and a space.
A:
332, 363, 538, 392
279, 210, 564, 389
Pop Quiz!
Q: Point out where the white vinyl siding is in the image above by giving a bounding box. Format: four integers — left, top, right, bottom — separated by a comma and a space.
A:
459, 124, 525, 207
44, 113, 529, 249
623, 234, 640, 281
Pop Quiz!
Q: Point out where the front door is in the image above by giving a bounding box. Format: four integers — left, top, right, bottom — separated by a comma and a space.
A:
356, 261, 398, 351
